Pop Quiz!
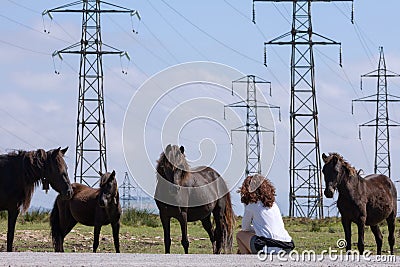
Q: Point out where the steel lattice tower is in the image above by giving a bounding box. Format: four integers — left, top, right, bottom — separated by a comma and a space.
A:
225, 75, 280, 176
253, 0, 353, 218
119, 172, 140, 210
352, 47, 400, 177
45, 1, 139, 186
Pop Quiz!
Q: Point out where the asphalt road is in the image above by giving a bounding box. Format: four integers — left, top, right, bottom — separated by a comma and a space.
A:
0, 253, 398, 267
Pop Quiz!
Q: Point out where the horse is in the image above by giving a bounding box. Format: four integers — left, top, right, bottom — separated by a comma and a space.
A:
50, 170, 121, 253
322, 153, 397, 255
154, 144, 235, 254
0, 147, 73, 252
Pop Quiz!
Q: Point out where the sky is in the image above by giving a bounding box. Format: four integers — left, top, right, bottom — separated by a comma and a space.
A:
0, 0, 399, 216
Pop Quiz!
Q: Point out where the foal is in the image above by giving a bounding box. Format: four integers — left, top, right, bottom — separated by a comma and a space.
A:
50, 171, 121, 252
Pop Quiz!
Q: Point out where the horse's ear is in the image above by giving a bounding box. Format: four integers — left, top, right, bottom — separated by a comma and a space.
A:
322, 153, 328, 163
110, 170, 116, 179
52, 147, 61, 158
180, 146, 185, 154
61, 147, 68, 156
165, 144, 172, 154
98, 171, 104, 177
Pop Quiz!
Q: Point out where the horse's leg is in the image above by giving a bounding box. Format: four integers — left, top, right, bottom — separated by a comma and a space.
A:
93, 224, 102, 253
212, 208, 223, 254
58, 207, 77, 252
341, 217, 352, 252
160, 213, 171, 254
387, 211, 396, 255
111, 221, 120, 253
356, 217, 366, 254
201, 215, 215, 253
370, 225, 383, 255
177, 211, 189, 254
6, 209, 19, 252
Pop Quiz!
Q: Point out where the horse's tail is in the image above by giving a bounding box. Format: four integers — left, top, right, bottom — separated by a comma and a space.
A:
221, 190, 235, 254
50, 198, 62, 252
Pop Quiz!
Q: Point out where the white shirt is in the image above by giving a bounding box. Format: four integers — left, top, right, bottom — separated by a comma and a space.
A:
242, 201, 292, 242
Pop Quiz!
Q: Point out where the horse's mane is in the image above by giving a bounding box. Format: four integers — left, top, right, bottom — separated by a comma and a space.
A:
3, 149, 47, 212
328, 153, 360, 180
156, 146, 190, 183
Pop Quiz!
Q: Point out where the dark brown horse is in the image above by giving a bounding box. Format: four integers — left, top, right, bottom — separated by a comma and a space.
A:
155, 144, 235, 254
322, 153, 397, 255
0, 147, 72, 252
50, 171, 121, 253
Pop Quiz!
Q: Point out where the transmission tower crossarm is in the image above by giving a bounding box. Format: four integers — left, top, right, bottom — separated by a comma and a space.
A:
253, 0, 352, 2
44, 1, 137, 13
362, 72, 400, 78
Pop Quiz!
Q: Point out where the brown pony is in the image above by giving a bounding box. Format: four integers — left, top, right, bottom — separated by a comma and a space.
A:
155, 144, 235, 254
50, 171, 121, 253
322, 153, 397, 255
0, 147, 72, 252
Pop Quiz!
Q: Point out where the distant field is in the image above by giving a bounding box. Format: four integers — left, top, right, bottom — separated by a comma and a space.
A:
0, 210, 399, 254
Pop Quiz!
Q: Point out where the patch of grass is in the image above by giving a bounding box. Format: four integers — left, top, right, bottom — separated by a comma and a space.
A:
20, 209, 50, 224
310, 220, 321, 232
0, 211, 7, 220
121, 208, 160, 228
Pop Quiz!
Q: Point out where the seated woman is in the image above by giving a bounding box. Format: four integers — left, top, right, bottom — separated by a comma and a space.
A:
236, 174, 294, 254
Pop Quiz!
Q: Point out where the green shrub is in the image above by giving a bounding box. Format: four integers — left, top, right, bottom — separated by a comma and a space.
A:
121, 208, 160, 228
20, 208, 50, 224
310, 220, 321, 232
0, 210, 7, 220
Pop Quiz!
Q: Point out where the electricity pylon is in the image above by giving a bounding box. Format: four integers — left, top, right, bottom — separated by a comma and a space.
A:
225, 75, 280, 176
44, 1, 140, 186
253, 0, 354, 218
119, 172, 141, 210
352, 47, 400, 177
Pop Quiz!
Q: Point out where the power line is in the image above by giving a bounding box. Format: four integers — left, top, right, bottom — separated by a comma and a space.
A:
160, 0, 262, 65
0, 125, 36, 148
145, 0, 209, 60
0, 108, 59, 146
105, 15, 171, 67
0, 13, 69, 44
0, 39, 49, 56
140, 20, 180, 64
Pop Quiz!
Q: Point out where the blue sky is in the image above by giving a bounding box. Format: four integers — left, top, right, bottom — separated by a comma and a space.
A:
0, 0, 399, 215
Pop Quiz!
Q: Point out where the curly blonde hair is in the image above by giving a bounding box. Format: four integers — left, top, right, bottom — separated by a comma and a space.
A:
238, 174, 276, 208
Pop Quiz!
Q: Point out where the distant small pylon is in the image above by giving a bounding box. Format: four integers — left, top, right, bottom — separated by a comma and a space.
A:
119, 172, 141, 210
224, 75, 280, 176
352, 47, 400, 178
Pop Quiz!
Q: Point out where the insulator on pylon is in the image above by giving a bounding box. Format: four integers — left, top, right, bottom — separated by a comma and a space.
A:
351, 1, 354, 24
264, 45, 267, 67
252, 1, 256, 24
339, 45, 343, 68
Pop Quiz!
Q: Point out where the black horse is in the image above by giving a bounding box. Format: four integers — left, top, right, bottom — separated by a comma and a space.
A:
50, 171, 121, 253
322, 153, 397, 255
0, 147, 73, 251
155, 144, 235, 254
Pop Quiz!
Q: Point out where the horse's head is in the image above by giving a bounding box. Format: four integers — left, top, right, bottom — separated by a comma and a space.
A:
98, 170, 118, 208
157, 144, 189, 187
322, 153, 344, 198
44, 147, 73, 200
